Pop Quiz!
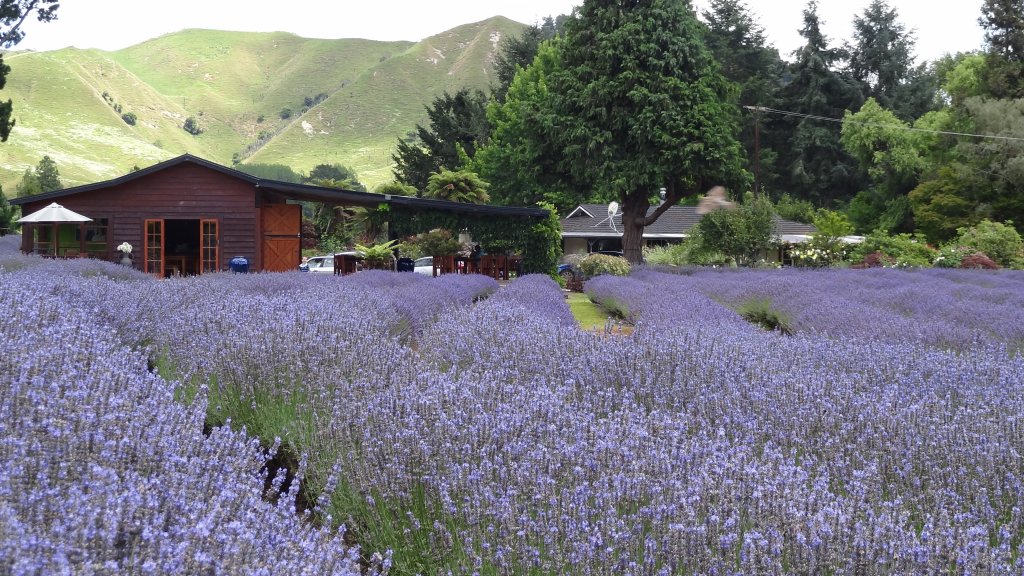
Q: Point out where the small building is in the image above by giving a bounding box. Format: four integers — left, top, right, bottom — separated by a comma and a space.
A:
10, 154, 548, 276
560, 203, 818, 261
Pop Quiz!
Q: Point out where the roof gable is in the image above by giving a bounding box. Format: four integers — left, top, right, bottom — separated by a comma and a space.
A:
10, 154, 258, 206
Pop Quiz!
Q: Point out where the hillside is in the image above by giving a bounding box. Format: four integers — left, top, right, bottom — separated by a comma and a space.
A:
0, 16, 525, 189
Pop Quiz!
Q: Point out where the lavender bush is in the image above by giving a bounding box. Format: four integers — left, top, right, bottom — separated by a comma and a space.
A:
4, 256, 1024, 574
0, 258, 377, 574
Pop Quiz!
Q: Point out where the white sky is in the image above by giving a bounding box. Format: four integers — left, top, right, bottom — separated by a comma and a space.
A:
14, 0, 985, 64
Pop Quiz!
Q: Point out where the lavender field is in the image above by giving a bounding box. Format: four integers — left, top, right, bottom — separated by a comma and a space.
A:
2, 248, 1024, 574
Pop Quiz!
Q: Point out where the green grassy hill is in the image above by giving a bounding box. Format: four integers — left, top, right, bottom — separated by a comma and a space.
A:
0, 16, 524, 189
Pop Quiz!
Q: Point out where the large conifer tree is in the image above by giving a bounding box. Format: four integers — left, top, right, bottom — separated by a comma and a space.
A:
548, 0, 746, 263
776, 1, 865, 207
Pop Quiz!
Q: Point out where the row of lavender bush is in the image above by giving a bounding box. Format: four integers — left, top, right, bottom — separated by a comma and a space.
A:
4, 245, 1024, 574
0, 255, 379, 574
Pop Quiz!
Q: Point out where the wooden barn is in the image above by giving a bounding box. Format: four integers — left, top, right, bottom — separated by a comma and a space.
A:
10, 154, 548, 276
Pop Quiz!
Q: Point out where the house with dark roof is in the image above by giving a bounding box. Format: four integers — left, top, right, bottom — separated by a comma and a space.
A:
10, 154, 548, 276
560, 203, 818, 259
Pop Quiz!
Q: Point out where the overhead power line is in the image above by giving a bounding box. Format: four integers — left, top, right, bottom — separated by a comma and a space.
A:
744, 106, 1024, 143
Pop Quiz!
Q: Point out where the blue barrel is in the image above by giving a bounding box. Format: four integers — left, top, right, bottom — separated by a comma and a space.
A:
229, 256, 249, 273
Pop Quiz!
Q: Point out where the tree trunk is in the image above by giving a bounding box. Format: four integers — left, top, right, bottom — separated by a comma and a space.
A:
621, 193, 650, 264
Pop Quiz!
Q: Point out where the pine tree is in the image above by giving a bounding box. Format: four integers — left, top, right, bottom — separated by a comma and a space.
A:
776, 1, 865, 207
979, 0, 1024, 97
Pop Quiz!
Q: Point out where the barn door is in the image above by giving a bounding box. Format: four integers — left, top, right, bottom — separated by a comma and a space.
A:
261, 204, 301, 272
144, 219, 164, 276
200, 219, 219, 273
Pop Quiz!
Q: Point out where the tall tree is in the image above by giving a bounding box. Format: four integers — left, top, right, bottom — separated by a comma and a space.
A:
979, 0, 1024, 97
392, 88, 489, 192
35, 154, 62, 192
492, 15, 568, 103
1, 0, 60, 142
845, 0, 934, 120
776, 1, 865, 207
846, 1, 913, 107
549, 0, 747, 264
475, 40, 587, 213
701, 0, 785, 194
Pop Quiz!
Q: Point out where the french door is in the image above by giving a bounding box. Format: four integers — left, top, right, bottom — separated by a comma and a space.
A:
143, 218, 219, 277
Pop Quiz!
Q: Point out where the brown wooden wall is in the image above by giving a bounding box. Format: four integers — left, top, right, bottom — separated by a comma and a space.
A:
20, 163, 264, 271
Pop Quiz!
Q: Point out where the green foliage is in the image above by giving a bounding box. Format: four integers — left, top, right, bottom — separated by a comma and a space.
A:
642, 237, 727, 267
424, 169, 489, 204
908, 166, 979, 243
845, 0, 933, 120
475, 40, 585, 214
306, 163, 365, 190
847, 230, 936, 267
932, 243, 978, 268
120, 112, 137, 125
776, 2, 865, 207
736, 298, 794, 335
549, 0, 748, 262
979, 0, 1024, 98
372, 181, 417, 197
0, 184, 18, 234
791, 209, 856, 267
491, 16, 565, 103
696, 196, 777, 266
14, 168, 40, 197
35, 155, 62, 193
404, 228, 460, 257
577, 253, 631, 279
950, 219, 1024, 268
940, 53, 987, 105
773, 194, 816, 224
520, 202, 562, 276
355, 239, 398, 269
392, 88, 490, 191
813, 209, 855, 239
235, 163, 302, 183
182, 116, 203, 135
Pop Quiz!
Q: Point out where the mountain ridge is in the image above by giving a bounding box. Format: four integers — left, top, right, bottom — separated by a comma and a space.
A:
1, 16, 525, 189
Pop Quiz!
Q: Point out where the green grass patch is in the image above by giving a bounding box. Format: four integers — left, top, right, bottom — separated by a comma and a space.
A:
735, 297, 795, 335
567, 292, 633, 334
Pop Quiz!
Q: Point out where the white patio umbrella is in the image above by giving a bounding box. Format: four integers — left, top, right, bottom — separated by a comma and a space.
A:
17, 202, 92, 256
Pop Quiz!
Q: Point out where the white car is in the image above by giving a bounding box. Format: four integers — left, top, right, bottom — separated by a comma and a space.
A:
414, 256, 434, 275
303, 255, 334, 273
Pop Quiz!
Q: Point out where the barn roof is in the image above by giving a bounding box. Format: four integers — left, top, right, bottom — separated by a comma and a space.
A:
10, 154, 549, 218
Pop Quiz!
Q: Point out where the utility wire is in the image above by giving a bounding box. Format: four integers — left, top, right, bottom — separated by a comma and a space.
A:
745, 106, 1024, 143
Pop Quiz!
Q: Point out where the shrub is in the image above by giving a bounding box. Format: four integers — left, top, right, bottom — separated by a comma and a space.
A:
960, 252, 1000, 269
182, 116, 203, 135
408, 228, 460, 257
121, 112, 137, 126
577, 253, 631, 278
847, 230, 936, 267
950, 220, 1024, 269
933, 244, 976, 268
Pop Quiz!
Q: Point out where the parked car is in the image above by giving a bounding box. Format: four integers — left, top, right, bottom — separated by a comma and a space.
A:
414, 256, 434, 275
303, 255, 334, 273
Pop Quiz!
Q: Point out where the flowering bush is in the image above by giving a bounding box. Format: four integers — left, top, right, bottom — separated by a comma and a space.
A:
950, 219, 1024, 269
5, 257, 1024, 574
847, 231, 936, 267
